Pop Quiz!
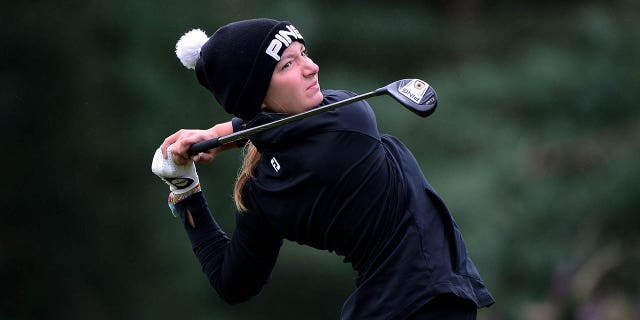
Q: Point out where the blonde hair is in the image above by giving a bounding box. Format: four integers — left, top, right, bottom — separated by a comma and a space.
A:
234, 141, 261, 212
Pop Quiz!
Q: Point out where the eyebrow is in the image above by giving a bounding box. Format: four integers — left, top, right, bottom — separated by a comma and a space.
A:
281, 46, 306, 61
281, 53, 297, 61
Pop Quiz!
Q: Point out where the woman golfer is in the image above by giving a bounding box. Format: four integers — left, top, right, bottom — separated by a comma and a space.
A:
152, 18, 494, 319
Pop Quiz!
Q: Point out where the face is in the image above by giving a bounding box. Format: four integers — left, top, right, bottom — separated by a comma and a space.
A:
263, 41, 323, 114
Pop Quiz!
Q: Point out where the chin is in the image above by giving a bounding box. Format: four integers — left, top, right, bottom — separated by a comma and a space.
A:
311, 90, 324, 105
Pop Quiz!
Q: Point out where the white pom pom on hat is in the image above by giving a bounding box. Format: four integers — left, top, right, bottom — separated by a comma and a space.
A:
175, 29, 209, 69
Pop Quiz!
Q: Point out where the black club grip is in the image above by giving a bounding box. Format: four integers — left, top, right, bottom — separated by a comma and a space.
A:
188, 138, 221, 157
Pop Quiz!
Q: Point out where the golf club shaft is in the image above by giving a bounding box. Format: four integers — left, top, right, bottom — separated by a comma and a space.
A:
188, 88, 385, 156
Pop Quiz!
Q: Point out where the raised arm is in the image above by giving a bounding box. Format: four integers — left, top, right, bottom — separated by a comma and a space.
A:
151, 148, 282, 305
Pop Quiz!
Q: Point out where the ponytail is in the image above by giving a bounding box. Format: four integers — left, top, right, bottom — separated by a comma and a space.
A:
234, 141, 261, 212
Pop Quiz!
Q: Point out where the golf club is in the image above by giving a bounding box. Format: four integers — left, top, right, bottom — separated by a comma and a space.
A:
188, 78, 437, 156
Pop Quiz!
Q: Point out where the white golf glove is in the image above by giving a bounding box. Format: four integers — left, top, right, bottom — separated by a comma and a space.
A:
151, 145, 200, 195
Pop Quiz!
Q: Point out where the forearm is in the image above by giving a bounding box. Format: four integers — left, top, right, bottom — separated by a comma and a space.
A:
203, 118, 250, 153
174, 192, 231, 280
209, 121, 235, 152
172, 191, 282, 304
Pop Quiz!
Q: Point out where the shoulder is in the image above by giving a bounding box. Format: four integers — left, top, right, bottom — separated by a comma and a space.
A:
320, 89, 358, 105
319, 89, 377, 130
319, 88, 374, 120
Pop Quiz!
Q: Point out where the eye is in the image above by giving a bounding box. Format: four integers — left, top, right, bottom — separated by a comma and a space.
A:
281, 61, 292, 70
301, 49, 309, 57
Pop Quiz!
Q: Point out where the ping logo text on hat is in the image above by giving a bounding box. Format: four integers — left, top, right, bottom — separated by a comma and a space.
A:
265, 25, 304, 61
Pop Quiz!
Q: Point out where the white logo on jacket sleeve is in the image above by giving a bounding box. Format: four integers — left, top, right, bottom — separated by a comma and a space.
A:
270, 157, 281, 172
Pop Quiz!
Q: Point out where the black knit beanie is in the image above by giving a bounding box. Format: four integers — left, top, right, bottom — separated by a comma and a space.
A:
175, 19, 305, 120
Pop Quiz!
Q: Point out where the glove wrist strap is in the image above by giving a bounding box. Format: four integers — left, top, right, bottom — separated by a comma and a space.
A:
167, 183, 202, 217
168, 183, 202, 204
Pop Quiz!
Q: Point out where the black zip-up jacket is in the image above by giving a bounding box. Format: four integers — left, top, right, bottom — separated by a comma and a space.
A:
175, 89, 494, 319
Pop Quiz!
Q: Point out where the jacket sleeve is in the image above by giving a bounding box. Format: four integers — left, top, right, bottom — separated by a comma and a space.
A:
174, 192, 283, 304
231, 117, 249, 148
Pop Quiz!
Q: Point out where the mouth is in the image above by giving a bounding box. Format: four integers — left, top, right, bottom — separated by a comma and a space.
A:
307, 81, 320, 92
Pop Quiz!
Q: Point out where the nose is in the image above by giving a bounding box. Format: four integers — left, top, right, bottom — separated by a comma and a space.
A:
303, 57, 319, 77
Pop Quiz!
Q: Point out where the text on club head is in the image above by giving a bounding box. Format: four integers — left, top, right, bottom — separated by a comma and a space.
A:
400, 79, 430, 103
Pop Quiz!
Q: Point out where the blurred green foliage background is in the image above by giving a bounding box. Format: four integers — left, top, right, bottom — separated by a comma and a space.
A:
2, 0, 639, 319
